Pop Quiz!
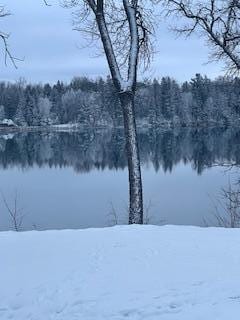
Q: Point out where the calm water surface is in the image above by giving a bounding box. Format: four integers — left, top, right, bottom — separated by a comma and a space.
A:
0, 127, 239, 231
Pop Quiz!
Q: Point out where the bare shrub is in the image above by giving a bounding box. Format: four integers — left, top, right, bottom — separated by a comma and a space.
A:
1, 191, 26, 231
209, 179, 240, 228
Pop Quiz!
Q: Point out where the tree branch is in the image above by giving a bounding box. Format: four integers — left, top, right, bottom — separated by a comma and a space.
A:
0, 7, 18, 68
163, 0, 240, 74
123, 0, 139, 90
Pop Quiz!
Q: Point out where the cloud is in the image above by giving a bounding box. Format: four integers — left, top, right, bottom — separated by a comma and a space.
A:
1, 0, 223, 83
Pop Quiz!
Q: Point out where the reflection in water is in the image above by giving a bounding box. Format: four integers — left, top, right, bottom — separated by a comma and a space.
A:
0, 127, 239, 231
0, 127, 240, 174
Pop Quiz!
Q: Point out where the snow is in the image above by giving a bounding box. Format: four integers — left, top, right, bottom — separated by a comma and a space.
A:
0, 119, 17, 127
52, 123, 81, 130
1, 225, 240, 319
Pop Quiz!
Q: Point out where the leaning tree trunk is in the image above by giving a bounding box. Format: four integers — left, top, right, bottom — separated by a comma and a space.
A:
119, 91, 143, 224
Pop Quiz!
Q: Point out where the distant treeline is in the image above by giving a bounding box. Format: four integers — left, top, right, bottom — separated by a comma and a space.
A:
0, 74, 240, 127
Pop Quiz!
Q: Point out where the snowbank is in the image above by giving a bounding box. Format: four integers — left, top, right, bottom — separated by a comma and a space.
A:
1, 225, 240, 319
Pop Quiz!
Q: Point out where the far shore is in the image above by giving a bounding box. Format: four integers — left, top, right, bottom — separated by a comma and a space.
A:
0, 121, 238, 134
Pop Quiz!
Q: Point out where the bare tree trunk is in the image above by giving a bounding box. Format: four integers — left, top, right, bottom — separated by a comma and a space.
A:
62, 0, 150, 224
119, 91, 143, 224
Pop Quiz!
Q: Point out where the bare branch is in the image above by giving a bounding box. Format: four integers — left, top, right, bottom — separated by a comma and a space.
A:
0, 6, 19, 68
62, 0, 155, 90
208, 178, 240, 228
43, 0, 52, 6
1, 190, 26, 231
161, 0, 240, 74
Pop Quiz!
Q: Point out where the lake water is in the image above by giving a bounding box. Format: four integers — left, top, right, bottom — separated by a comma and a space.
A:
0, 126, 239, 231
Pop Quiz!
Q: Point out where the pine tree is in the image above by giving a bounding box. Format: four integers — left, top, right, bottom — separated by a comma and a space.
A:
160, 77, 173, 121
0, 105, 5, 121
14, 93, 27, 126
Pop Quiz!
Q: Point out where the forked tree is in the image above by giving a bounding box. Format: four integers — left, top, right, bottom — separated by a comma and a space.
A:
161, 0, 240, 74
62, 0, 154, 224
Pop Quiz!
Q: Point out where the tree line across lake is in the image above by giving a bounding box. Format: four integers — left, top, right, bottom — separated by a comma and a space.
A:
0, 74, 240, 128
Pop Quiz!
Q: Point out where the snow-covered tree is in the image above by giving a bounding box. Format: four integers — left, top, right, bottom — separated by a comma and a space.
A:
62, 0, 155, 224
160, 77, 173, 121
38, 97, 52, 126
50, 81, 64, 123
14, 93, 27, 126
0, 105, 5, 121
1, 74, 240, 128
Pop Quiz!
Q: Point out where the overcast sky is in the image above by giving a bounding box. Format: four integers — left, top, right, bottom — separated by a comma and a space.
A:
0, 0, 224, 84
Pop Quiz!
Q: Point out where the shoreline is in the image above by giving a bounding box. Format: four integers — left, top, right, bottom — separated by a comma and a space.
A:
0, 121, 238, 134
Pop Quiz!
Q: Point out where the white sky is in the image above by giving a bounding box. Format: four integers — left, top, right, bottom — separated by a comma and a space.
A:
0, 0, 224, 83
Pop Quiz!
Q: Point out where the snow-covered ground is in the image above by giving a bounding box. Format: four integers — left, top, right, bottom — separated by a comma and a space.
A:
1, 225, 240, 319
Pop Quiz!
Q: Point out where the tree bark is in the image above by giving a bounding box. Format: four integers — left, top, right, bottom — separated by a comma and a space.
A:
119, 91, 143, 224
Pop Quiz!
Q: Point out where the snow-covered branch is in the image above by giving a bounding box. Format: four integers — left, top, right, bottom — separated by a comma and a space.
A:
123, 0, 139, 89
